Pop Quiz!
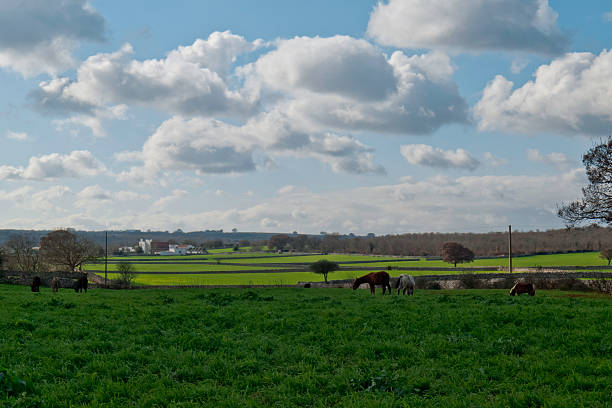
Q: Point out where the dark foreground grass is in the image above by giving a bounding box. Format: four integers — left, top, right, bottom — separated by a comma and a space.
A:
1, 285, 610, 407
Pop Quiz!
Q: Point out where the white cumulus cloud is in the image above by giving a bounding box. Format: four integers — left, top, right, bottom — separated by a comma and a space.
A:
367, 0, 568, 54
0, 0, 105, 76
400, 144, 480, 170
474, 50, 612, 135
0, 150, 107, 181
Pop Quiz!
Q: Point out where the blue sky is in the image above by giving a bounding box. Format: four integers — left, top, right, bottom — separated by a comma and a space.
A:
1, 0, 611, 235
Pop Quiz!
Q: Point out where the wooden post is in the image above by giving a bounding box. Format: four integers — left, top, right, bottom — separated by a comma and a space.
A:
508, 225, 512, 273
104, 230, 108, 287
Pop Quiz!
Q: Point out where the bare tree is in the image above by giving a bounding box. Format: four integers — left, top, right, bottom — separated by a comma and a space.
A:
39, 230, 99, 272
599, 248, 612, 265
558, 138, 612, 225
441, 242, 475, 267
5, 234, 46, 275
268, 234, 290, 251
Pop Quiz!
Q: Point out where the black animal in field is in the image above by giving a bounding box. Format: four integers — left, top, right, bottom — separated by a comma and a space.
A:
31, 276, 41, 292
74, 274, 88, 293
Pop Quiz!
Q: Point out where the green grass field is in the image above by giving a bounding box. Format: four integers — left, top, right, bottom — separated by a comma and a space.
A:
87, 251, 612, 286
1, 285, 610, 407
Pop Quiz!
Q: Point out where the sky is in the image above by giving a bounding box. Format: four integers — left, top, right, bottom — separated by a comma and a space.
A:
1, 0, 611, 235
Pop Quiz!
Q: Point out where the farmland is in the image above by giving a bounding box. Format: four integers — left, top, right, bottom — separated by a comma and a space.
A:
85, 251, 612, 286
1, 285, 610, 407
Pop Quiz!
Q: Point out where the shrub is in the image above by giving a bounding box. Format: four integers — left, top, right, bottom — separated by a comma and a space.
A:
116, 261, 136, 288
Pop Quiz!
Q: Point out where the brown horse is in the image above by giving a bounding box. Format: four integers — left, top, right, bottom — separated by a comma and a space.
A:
352, 271, 392, 295
509, 282, 535, 296
31, 276, 41, 292
74, 274, 88, 293
51, 277, 59, 293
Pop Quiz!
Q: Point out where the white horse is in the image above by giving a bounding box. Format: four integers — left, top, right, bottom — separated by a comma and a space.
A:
396, 274, 415, 295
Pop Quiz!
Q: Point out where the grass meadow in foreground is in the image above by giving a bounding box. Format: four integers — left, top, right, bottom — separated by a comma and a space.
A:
1, 285, 610, 407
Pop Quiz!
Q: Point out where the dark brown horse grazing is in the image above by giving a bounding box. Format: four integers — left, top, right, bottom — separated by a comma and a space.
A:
509, 282, 535, 296
31, 276, 41, 292
74, 274, 88, 293
352, 271, 392, 295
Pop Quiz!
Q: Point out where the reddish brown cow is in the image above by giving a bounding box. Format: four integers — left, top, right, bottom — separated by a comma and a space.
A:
352, 271, 392, 295
509, 282, 535, 296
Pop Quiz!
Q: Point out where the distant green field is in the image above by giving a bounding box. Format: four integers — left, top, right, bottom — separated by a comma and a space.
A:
1, 285, 610, 407
101, 269, 494, 286
89, 251, 611, 286
86, 264, 285, 273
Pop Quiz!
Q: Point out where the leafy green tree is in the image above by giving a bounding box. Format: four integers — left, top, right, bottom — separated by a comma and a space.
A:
116, 261, 136, 287
309, 259, 340, 283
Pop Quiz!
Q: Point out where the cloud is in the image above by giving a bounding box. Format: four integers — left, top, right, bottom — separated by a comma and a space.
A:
31, 33, 259, 117
254, 35, 397, 100
367, 0, 568, 55
2, 168, 585, 233
510, 58, 529, 74
105, 169, 589, 233
474, 50, 612, 135
604, 12, 612, 22
483, 152, 509, 167
400, 144, 480, 170
271, 49, 468, 135
118, 113, 385, 183
527, 148, 574, 168
6, 131, 28, 141
0, 186, 33, 204
0, 150, 106, 181
0, 0, 105, 76
74, 185, 150, 208
29, 32, 261, 135
151, 190, 189, 210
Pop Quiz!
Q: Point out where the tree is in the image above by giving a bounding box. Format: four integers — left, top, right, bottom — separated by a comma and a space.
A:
116, 261, 136, 287
441, 242, 475, 267
558, 138, 612, 226
599, 248, 612, 265
5, 234, 46, 275
309, 259, 340, 283
268, 234, 290, 251
39, 230, 99, 272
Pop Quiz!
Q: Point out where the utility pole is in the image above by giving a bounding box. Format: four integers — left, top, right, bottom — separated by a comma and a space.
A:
104, 230, 108, 287
508, 225, 512, 273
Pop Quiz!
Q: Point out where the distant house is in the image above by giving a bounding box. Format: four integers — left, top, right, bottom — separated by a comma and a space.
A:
151, 240, 169, 254
138, 239, 169, 255
139, 239, 151, 254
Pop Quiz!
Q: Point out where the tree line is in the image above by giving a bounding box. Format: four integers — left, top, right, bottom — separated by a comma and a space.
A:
265, 225, 612, 257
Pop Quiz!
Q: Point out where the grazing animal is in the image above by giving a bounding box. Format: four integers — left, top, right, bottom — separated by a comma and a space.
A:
509, 282, 535, 296
31, 276, 41, 292
352, 271, 392, 295
51, 277, 59, 293
396, 274, 415, 295
74, 274, 88, 293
